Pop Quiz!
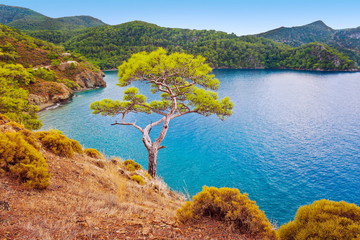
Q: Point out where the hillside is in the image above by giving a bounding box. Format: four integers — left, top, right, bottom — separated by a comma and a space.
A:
0, 4, 44, 24
1, 5, 357, 71
29, 20, 356, 71
257, 20, 360, 64
0, 24, 105, 129
0, 5, 107, 31
257, 21, 334, 46
0, 117, 260, 239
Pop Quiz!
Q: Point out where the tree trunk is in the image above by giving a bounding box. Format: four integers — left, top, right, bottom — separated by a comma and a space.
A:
148, 148, 158, 177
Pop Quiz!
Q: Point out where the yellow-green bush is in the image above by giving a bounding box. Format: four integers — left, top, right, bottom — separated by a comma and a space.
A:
35, 130, 83, 158
278, 199, 360, 240
5, 121, 25, 131
84, 148, 104, 159
130, 174, 146, 185
0, 114, 11, 125
0, 131, 50, 189
123, 159, 142, 171
177, 186, 277, 240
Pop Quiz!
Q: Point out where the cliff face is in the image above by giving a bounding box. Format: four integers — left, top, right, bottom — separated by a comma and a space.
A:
75, 68, 106, 89
27, 68, 106, 110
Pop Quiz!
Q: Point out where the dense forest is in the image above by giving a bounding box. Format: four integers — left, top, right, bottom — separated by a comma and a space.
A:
257, 20, 360, 64
0, 5, 358, 71
24, 21, 357, 71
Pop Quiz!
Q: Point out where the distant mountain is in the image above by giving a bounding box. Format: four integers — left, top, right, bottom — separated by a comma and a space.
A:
0, 4, 44, 24
257, 21, 360, 64
59, 21, 357, 71
0, 4, 357, 71
0, 5, 107, 30
257, 21, 334, 46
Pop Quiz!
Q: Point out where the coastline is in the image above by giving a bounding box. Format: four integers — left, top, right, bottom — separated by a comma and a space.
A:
102, 67, 360, 72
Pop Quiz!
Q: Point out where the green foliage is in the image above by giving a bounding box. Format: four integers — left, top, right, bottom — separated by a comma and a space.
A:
35, 130, 83, 158
51, 59, 61, 66
0, 64, 42, 130
57, 78, 79, 90
47, 52, 59, 59
91, 49, 233, 177
22, 20, 355, 71
278, 199, 360, 240
130, 174, 146, 185
279, 43, 357, 70
0, 131, 50, 189
257, 20, 360, 65
91, 48, 234, 120
30, 67, 57, 81
123, 159, 142, 171
84, 148, 104, 159
0, 5, 106, 31
0, 42, 18, 62
177, 186, 277, 240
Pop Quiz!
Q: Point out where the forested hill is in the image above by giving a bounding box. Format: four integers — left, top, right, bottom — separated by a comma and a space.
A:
67, 22, 357, 71
25, 21, 357, 71
0, 5, 107, 30
257, 20, 360, 64
0, 24, 105, 129
1, 4, 358, 71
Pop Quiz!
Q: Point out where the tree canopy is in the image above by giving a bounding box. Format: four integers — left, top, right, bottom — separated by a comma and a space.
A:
0, 63, 41, 129
91, 48, 234, 176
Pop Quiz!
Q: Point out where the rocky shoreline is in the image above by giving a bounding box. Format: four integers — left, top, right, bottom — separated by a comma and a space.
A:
30, 70, 106, 111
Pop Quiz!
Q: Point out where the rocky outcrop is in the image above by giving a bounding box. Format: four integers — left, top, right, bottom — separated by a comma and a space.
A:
28, 68, 106, 110
75, 69, 106, 89
28, 80, 73, 110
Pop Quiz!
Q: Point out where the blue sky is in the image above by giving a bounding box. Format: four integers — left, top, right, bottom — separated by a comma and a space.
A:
1, 0, 359, 35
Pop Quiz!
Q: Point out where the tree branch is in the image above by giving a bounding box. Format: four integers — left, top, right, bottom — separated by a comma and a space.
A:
111, 121, 143, 133
138, 104, 167, 116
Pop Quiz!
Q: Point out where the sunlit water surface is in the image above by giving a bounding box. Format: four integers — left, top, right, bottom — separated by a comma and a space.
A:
39, 69, 360, 224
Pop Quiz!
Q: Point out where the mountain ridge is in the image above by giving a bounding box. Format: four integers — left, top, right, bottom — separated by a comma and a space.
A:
0, 5, 358, 70
0, 4, 107, 30
257, 20, 360, 64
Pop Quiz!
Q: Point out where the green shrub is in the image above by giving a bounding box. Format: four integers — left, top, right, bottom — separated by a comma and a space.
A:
58, 78, 79, 90
130, 174, 146, 185
123, 159, 142, 171
0, 131, 50, 189
0, 114, 11, 125
51, 59, 61, 67
84, 148, 104, 159
278, 199, 360, 240
30, 68, 57, 81
5, 121, 25, 131
177, 186, 277, 240
35, 130, 83, 157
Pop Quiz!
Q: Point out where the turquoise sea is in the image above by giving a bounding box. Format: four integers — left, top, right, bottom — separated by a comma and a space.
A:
39, 69, 360, 225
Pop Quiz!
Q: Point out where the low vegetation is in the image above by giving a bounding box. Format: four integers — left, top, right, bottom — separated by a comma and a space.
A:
177, 186, 278, 239
130, 174, 146, 185
0, 115, 49, 189
278, 199, 360, 240
84, 148, 104, 159
35, 130, 83, 158
123, 159, 142, 171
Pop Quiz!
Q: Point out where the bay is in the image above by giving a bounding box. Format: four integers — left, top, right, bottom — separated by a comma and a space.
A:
39, 69, 360, 225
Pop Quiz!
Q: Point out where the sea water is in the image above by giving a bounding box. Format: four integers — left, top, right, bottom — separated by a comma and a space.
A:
39, 69, 360, 224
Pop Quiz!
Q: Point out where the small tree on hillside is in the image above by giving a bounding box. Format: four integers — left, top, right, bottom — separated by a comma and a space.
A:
90, 48, 234, 177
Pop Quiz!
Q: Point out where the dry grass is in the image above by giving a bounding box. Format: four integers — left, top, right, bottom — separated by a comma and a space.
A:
0, 149, 189, 239
0, 125, 257, 239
